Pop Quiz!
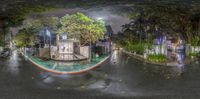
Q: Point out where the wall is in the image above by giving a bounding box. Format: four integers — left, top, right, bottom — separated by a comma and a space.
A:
0, 46, 3, 52
39, 48, 49, 58
58, 42, 73, 54
80, 46, 89, 58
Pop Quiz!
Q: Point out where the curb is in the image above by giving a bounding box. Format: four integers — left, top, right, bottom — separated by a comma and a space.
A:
22, 52, 110, 74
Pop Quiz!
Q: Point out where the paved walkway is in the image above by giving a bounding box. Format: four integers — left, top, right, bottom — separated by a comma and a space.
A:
24, 53, 110, 74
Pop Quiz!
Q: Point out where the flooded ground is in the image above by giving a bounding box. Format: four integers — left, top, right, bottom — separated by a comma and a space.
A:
0, 50, 200, 99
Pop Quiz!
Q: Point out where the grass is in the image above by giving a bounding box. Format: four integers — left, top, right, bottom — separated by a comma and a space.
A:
147, 54, 167, 63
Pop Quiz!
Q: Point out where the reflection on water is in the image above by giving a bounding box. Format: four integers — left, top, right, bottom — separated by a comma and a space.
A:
143, 62, 188, 79
177, 52, 186, 65
2, 49, 200, 97
35, 70, 108, 90
7, 50, 20, 75
110, 50, 120, 65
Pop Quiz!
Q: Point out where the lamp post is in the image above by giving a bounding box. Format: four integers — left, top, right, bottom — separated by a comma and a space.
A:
89, 32, 92, 62
46, 28, 51, 59
62, 32, 67, 60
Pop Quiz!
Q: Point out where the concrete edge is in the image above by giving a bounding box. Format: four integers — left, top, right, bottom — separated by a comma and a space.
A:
23, 52, 110, 75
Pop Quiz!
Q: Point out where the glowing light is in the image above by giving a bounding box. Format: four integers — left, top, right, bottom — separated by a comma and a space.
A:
46, 29, 51, 37
97, 17, 103, 20
156, 36, 164, 45
62, 32, 67, 40
7, 50, 19, 75
110, 50, 118, 64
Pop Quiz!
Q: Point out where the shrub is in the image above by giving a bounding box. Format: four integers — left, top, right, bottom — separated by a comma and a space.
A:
124, 43, 151, 55
188, 52, 198, 58
147, 54, 167, 63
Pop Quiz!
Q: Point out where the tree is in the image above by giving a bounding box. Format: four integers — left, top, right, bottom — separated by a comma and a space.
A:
25, 16, 59, 32
58, 12, 106, 45
25, 16, 59, 47
58, 12, 106, 61
14, 28, 36, 47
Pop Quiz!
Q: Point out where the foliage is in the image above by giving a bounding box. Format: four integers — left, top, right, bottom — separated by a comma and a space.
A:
124, 42, 152, 55
191, 37, 200, 46
114, 30, 153, 55
2, 4, 56, 27
15, 13, 105, 47
0, 36, 4, 46
58, 12, 106, 45
25, 17, 59, 33
188, 52, 198, 58
0, 4, 58, 48
14, 28, 36, 47
124, 43, 145, 55
0, 26, 9, 47
13, 17, 59, 48
122, 2, 200, 45
147, 54, 167, 63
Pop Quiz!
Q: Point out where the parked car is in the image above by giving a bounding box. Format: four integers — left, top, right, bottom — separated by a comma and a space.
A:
0, 48, 12, 58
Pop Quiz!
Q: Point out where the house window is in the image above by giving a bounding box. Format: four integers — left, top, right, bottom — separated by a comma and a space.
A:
62, 46, 65, 52
62, 35, 67, 40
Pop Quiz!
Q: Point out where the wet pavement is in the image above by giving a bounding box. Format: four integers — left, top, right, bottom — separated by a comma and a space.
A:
0, 50, 200, 99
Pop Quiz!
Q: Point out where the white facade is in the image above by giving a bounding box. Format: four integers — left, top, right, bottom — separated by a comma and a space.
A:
58, 41, 75, 54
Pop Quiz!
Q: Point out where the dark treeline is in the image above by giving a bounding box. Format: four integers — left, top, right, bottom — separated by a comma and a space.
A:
116, 0, 200, 47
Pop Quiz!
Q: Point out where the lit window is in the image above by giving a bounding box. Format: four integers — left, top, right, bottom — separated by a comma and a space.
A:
62, 35, 67, 40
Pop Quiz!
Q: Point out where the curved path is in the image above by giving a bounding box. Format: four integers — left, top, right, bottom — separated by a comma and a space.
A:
27, 54, 110, 74
0, 50, 200, 99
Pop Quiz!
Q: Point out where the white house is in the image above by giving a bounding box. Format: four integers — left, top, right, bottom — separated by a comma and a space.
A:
50, 33, 89, 61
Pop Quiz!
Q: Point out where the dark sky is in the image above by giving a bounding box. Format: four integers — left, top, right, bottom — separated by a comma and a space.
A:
0, 0, 200, 32
1, 0, 200, 14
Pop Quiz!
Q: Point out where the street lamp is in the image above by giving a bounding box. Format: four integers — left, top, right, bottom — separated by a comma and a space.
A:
62, 32, 67, 40
46, 28, 51, 59
60, 32, 68, 60
97, 17, 103, 20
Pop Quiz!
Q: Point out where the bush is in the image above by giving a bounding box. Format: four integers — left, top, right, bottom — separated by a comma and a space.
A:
124, 43, 151, 55
188, 52, 198, 58
125, 44, 144, 54
147, 54, 167, 63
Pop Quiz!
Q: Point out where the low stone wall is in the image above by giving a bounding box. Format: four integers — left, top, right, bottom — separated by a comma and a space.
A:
122, 50, 169, 66
80, 46, 89, 58
0, 46, 3, 52
39, 48, 49, 58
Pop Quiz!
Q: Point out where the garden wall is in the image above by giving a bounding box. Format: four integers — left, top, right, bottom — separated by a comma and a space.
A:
39, 48, 49, 58
0, 46, 3, 52
80, 46, 89, 58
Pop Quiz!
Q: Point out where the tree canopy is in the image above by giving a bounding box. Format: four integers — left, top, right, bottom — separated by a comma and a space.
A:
25, 16, 59, 33
14, 27, 36, 47
117, 1, 200, 46
14, 12, 106, 47
58, 12, 106, 45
